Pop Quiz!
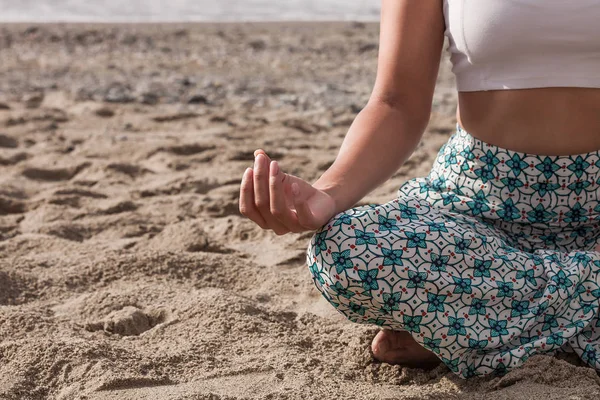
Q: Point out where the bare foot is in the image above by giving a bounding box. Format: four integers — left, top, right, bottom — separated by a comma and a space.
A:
371, 329, 442, 369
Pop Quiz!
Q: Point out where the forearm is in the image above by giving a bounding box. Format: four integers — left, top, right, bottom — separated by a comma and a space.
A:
312, 100, 428, 213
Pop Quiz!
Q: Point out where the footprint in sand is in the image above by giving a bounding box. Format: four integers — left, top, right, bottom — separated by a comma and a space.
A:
0, 133, 18, 148
85, 306, 171, 336
22, 162, 91, 181
107, 163, 154, 178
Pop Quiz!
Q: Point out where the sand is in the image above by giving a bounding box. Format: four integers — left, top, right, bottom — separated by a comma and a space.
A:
0, 22, 599, 400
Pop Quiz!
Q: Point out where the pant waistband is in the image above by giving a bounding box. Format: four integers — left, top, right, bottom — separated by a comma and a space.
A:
436, 123, 600, 186
421, 124, 600, 230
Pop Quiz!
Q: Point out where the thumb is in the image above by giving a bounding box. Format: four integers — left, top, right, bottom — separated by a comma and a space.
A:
290, 182, 319, 229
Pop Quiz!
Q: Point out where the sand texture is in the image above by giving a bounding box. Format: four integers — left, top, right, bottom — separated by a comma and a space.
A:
1, 22, 599, 400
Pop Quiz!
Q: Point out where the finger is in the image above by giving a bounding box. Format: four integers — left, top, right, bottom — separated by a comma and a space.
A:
291, 182, 320, 230
254, 148, 268, 158
253, 153, 290, 235
239, 167, 269, 229
269, 160, 305, 233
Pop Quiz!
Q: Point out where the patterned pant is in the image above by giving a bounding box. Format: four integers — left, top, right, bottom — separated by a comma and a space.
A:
306, 124, 600, 378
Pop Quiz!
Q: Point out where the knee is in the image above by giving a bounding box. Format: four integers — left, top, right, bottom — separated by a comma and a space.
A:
305, 209, 364, 299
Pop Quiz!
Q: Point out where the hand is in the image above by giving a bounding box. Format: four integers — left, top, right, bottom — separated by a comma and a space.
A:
239, 149, 338, 235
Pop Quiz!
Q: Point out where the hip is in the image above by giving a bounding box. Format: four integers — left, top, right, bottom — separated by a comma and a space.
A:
398, 124, 600, 251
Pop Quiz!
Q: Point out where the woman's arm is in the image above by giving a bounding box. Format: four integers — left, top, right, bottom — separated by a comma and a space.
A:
313, 0, 446, 213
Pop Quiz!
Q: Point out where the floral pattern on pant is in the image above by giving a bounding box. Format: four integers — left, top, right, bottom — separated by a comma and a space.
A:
306, 124, 600, 378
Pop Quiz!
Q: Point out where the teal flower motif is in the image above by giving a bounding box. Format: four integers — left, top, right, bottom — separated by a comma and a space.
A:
564, 203, 588, 223
426, 221, 449, 233
332, 213, 353, 226
494, 362, 508, 376
571, 252, 592, 265
575, 283, 587, 295
366, 318, 387, 326
536, 157, 560, 179
447, 316, 467, 336
542, 314, 559, 331
481, 150, 501, 166
453, 276, 473, 294
459, 146, 476, 161
463, 365, 479, 378
473, 258, 493, 278
510, 300, 530, 317
489, 319, 509, 337
500, 176, 524, 192
474, 164, 495, 183
466, 197, 491, 216
430, 253, 450, 272
571, 225, 593, 239
543, 253, 561, 264
547, 332, 565, 345
496, 281, 514, 297
331, 282, 354, 299
382, 247, 404, 266
567, 156, 591, 178
582, 302, 596, 314
398, 204, 420, 221
424, 337, 442, 353
519, 335, 539, 346
405, 231, 427, 249
378, 214, 399, 231
312, 230, 328, 256
407, 271, 427, 288
496, 198, 521, 221
531, 300, 550, 317
539, 232, 559, 247
418, 180, 430, 194
567, 180, 591, 195
444, 148, 458, 167
349, 302, 366, 316
332, 249, 353, 274
469, 338, 488, 350
309, 262, 325, 285
506, 153, 529, 176
531, 181, 561, 197
469, 298, 488, 315
403, 315, 422, 333
454, 237, 472, 254
427, 292, 447, 312
431, 176, 448, 191
381, 292, 402, 313
581, 344, 598, 364
357, 269, 379, 291
354, 229, 377, 246
441, 192, 461, 206
550, 270, 573, 291
442, 357, 460, 372
516, 268, 538, 286
527, 204, 557, 224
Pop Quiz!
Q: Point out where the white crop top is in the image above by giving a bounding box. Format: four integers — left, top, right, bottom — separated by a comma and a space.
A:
443, 0, 600, 91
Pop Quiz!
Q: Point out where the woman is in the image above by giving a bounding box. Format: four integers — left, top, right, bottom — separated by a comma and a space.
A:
238, 0, 600, 378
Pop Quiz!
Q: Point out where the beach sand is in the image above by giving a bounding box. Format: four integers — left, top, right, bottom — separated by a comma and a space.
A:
0, 22, 599, 399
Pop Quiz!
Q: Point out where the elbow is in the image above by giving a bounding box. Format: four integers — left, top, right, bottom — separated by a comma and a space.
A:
367, 94, 432, 132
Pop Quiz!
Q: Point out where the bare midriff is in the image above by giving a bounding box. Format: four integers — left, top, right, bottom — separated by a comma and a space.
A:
456, 87, 600, 156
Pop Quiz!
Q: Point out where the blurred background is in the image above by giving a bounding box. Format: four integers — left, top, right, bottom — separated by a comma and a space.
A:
0, 0, 380, 22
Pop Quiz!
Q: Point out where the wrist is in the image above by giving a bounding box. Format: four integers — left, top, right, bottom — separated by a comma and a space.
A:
312, 180, 345, 213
